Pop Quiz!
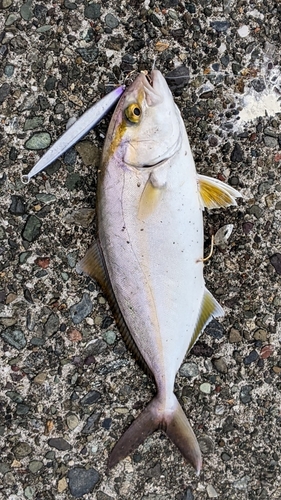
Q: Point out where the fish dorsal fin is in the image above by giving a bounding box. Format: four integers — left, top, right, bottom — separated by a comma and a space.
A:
76, 241, 153, 378
188, 288, 224, 352
197, 174, 242, 210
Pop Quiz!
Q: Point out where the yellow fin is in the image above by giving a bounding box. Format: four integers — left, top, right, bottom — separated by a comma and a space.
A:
188, 288, 224, 352
138, 178, 162, 220
197, 174, 242, 210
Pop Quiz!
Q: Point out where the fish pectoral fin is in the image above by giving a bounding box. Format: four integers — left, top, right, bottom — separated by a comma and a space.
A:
76, 241, 152, 378
108, 394, 202, 475
138, 178, 163, 220
197, 174, 242, 210
188, 288, 224, 352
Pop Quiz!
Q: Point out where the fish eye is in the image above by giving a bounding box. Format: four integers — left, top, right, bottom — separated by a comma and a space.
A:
125, 103, 142, 123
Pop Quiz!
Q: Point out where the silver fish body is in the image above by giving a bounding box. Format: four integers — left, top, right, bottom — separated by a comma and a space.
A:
77, 70, 241, 472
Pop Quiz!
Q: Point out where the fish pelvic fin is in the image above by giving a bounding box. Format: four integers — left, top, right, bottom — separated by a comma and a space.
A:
197, 174, 242, 210
188, 288, 224, 352
107, 393, 202, 474
76, 241, 153, 378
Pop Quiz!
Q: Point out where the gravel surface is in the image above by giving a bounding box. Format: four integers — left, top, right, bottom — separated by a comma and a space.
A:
1, 1, 281, 499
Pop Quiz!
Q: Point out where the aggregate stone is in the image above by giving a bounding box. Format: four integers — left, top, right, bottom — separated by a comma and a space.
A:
81, 412, 101, 434
0, 44, 8, 58
240, 385, 253, 404
165, 66, 189, 91
80, 390, 101, 405
12, 442, 32, 459
1, 0, 12, 7
6, 391, 23, 403
264, 136, 278, 147
103, 330, 116, 345
28, 460, 43, 474
33, 372, 47, 384
65, 208, 95, 228
9, 195, 26, 215
65, 172, 81, 191
9, 146, 18, 161
254, 328, 268, 342
198, 435, 214, 455
210, 21, 230, 32
179, 362, 199, 378
1, 328, 27, 350
25, 132, 51, 150
247, 205, 262, 218
233, 475, 250, 490
212, 357, 228, 374
48, 438, 72, 451
44, 312, 59, 336
64, 0, 77, 9
205, 319, 225, 340
221, 452, 232, 462
149, 12, 162, 27
76, 46, 99, 63
64, 147, 77, 166
232, 62, 242, 74
75, 141, 100, 166
36, 193, 56, 203
230, 143, 244, 162
24, 117, 44, 131
84, 2, 101, 19
45, 76, 57, 92
105, 13, 119, 29
0, 82, 10, 104
96, 492, 114, 500
33, 3, 47, 22
70, 293, 93, 324
200, 382, 211, 394
229, 328, 242, 343
181, 487, 194, 500
37, 24, 52, 33
6, 13, 19, 25
68, 467, 100, 497
252, 78, 266, 92
16, 403, 30, 415
206, 485, 218, 498
270, 253, 281, 275
66, 413, 79, 430
0, 463, 10, 474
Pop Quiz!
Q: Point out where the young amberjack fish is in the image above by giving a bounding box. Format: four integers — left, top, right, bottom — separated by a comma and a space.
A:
77, 70, 242, 473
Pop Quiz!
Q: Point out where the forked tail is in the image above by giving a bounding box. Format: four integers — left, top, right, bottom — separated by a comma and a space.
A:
108, 394, 202, 474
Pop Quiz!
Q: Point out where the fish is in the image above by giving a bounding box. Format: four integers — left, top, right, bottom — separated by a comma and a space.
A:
76, 69, 242, 473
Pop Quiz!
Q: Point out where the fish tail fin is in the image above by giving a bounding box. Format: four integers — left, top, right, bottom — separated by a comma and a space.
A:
107, 394, 202, 474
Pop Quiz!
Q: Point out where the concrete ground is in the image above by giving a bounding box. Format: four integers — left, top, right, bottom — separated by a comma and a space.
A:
1, 0, 281, 499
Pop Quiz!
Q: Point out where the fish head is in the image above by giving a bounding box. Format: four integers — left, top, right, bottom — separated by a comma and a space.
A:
103, 70, 182, 169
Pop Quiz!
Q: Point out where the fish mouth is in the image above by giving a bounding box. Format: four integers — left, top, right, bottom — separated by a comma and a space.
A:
140, 70, 164, 105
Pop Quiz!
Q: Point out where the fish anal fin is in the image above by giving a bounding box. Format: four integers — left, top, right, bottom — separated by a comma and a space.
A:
108, 394, 202, 474
188, 288, 224, 352
76, 242, 152, 378
197, 174, 242, 210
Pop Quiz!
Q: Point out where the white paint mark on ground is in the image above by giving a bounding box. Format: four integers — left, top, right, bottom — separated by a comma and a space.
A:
239, 91, 281, 122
